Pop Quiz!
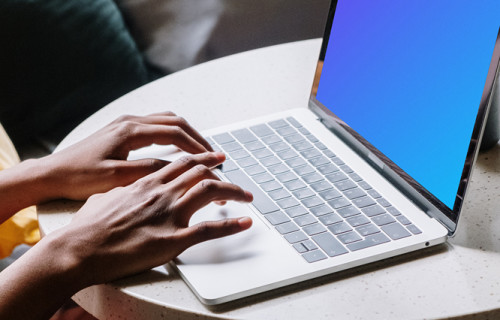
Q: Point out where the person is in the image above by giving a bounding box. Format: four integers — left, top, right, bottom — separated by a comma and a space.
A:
0, 112, 253, 320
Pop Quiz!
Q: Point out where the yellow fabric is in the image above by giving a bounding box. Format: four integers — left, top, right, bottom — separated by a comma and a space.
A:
0, 124, 40, 259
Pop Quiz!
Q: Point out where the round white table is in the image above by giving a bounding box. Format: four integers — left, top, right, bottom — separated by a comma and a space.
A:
39, 39, 500, 320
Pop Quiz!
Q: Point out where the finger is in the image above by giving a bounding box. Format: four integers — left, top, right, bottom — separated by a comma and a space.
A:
122, 114, 213, 152
173, 179, 253, 226
180, 217, 253, 248
166, 163, 224, 200
108, 158, 169, 186
151, 152, 225, 184
124, 123, 210, 154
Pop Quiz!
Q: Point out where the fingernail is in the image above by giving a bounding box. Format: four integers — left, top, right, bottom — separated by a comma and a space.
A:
245, 191, 253, 201
238, 217, 253, 228
214, 152, 226, 161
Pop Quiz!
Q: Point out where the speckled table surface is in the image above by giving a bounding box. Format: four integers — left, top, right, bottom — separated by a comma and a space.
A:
39, 39, 500, 320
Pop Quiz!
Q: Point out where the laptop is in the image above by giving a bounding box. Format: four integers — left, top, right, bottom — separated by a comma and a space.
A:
131, 0, 500, 305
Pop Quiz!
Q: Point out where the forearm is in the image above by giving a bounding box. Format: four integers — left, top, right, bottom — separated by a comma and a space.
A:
0, 231, 88, 320
0, 157, 57, 224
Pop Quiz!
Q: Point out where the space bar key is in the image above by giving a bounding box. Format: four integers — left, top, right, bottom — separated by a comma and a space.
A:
224, 170, 280, 214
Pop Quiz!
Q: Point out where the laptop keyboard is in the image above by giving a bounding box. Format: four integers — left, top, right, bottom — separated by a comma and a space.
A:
206, 117, 422, 263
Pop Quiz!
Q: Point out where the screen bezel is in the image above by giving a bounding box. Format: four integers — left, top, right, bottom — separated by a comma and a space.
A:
309, 0, 500, 234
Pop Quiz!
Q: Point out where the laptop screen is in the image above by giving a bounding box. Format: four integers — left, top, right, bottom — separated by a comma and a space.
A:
314, 1, 499, 220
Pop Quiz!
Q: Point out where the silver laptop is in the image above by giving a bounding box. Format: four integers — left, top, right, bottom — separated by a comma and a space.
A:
134, 1, 500, 305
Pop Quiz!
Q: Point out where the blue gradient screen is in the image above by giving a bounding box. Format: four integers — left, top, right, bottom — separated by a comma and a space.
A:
316, 0, 499, 209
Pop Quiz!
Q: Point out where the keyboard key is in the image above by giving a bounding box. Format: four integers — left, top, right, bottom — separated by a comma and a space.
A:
245, 164, 266, 176
231, 128, 257, 143
352, 196, 377, 208
277, 197, 300, 209
276, 171, 298, 183
317, 163, 339, 175
283, 179, 307, 191
327, 197, 351, 209
294, 164, 315, 176
284, 133, 304, 144
268, 119, 288, 129
356, 223, 380, 236
346, 215, 370, 227
268, 163, 289, 175
293, 243, 308, 253
302, 196, 324, 208
358, 181, 372, 190
269, 188, 291, 201
309, 156, 330, 167
213, 133, 234, 144
245, 140, 266, 151
284, 230, 308, 244
377, 198, 392, 207
310, 180, 332, 192
285, 205, 308, 218
277, 149, 299, 160
286, 157, 307, 168
261, 134, 282, 145
314, 142, 327, 150
294, 214, 317, 227
319, 189, 342, 200
339, 165, 353, 173
292, 188, 315, 200
372, 213, 396, 226
251, 124, 273, 137
396, 215, 412, 225
334, 179, 357, 191
292, 141, 314, 152
222, 142, 242, 152
269, 142, 289, 152
323, 150, 336, 158
387, 207, 402, 216
265, 211, 291, 225
228, 149, 250, 160
344, 187, 367, 200
298, 127, 311, 135
332, 157, 345, 165
407, 224, 422, 235
310, 204, 333, 217
253, 148, 273, 159
276, 222, 299, 234
381, 223, 411, 240
362, 205, 386, 217
300, 149, 322, 159
312, 233, 348, 257
318, 213, 343, 225
325, 171, 348, 183
260, 156, 281, 167
337, 205, 361, 218
303, 223, 327, 236
261, 180, 282, 192
337, 231, 362, 244
253, 172, 274, 184
237, 157, 258, 168
225, 170, 280, 214
220, 159, 239, 172
305, 134, 319, 143
346, 233, 390, 251
367, 189, 382, 199
327, 222, 352, 235
302, 239, 318, 251
349, 173, 363, 182
286, 117, 302, 128
276, 126, 297, 136
302, 173, 323, 184
302, 250, 327, 263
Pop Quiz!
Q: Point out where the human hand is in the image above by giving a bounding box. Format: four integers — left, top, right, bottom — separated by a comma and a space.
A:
51, 151, 253, 286
40, 111, 213, 201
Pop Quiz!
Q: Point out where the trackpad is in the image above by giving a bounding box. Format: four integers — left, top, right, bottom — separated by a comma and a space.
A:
178, 201, 270, 265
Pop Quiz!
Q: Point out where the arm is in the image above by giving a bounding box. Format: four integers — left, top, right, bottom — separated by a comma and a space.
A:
0, 152, 253, 320
0, 111, 213, 225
